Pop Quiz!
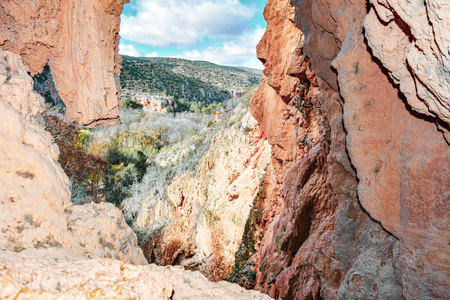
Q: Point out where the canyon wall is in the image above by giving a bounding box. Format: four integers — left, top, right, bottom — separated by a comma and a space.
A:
245, 0, 449, 299
0, 0, 128, 126
122, 105, 271, 281
0, 0, 448, 298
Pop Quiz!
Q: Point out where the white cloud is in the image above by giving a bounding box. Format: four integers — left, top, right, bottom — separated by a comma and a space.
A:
145, 52, 158, 57
178, 27, 265, 69
119, 44, 143, 57
120, 0, 256, 47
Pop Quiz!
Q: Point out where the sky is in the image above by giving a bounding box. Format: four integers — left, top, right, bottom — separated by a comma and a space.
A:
118, 0, 267, 69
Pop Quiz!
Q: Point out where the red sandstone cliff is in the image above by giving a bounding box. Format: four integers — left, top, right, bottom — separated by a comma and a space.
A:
247, 0, 449, 299
0, 0, 128, 126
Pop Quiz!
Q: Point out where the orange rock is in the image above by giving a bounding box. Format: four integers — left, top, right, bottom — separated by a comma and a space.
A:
248, 0, 449, 298
0, 0, 129, 126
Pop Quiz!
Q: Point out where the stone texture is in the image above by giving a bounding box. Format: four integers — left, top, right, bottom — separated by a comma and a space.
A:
0, 251, 172, 300
247, 2, 352, 298
245, 0, 450, 298
0, 49, 146, 265
0, 251, 272, 300
150, 264, 273, 300
364, 0, 450, 125
0, 0, 129, 126
333, 6, 450, 298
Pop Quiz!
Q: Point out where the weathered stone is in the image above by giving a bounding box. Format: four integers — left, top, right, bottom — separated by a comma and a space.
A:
0, 49, 146, 265
333, 2, 450, 298
247, 0, 450, 298
364, 0, 450, 125
0, 251, 272, 300
0, 0, 129, 126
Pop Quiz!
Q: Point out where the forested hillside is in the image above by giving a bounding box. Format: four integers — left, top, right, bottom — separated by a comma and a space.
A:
120, 56, 262, 104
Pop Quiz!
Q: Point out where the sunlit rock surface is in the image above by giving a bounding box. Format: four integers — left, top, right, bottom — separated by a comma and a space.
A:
0, 0, 129, 126
0, 49, 146, 264
365, 0, 450, 125
0, 251, 272, 300
246, 0, 450, 298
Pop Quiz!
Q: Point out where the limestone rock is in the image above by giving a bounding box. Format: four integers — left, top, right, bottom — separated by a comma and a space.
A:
364, 0, 450, 125
333, 6, 450, 297
0, 0, 129, 126
150, 264, 273, 300
0, 251, 272, 300
0, 251, 172, 300
0, 49, 146, 265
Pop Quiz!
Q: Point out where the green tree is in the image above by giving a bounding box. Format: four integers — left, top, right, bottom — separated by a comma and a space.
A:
122, 98, 143, 109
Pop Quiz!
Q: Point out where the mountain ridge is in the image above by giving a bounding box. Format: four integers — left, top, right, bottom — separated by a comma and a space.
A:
120, 55, 261, 105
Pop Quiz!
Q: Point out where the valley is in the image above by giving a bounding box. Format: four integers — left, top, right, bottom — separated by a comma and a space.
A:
36, 56, 270, 284
0, 0, 448, 299
120, 56, 261, 113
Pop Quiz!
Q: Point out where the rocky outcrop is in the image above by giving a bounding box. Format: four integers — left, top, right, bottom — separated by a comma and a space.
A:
0, 0, 128, 126
0, 49, 145, 264
123, 105, 271, 281
136, 97, 168, 113
0, 251, 272, 300
246, 0, 450, 299
0, 49, 272, 300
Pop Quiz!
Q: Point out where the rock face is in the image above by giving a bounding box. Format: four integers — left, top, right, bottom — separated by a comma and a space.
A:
365, 0, 450, 125
245, 0, 450, 299
0, 252, 272, 300
0, 49, 272, 300
123, 105, 271, 281
0, 49, 146, 265
0, 0, 128, 126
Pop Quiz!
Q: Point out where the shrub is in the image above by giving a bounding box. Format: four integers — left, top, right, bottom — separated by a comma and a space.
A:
122, 98, 143, 109
173, 98, 190, 113
81, 109, 216, 206
43, 114, 108, 203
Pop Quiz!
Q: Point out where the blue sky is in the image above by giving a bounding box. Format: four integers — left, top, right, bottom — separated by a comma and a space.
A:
119, 0, 267, 69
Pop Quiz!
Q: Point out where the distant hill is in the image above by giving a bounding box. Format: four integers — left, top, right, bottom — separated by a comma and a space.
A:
120, 56, 262, 104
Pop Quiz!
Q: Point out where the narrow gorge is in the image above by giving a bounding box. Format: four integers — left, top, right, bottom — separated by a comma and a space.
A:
0, 0, 449, 299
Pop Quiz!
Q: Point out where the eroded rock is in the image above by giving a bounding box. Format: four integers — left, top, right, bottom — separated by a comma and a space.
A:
246, 0, 450, 298
364, 0, 450, 125
0, 0, 129, 126
0, 251, 272, 300
0, 49, 145, 264
333, 5, 450, 297
122, 106, 271, 281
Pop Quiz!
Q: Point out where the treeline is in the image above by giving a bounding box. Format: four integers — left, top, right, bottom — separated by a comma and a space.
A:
121, 59, 230, 104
